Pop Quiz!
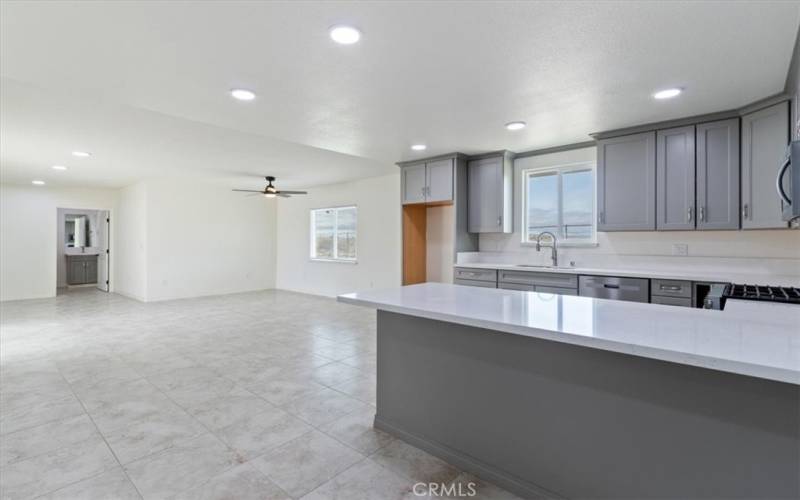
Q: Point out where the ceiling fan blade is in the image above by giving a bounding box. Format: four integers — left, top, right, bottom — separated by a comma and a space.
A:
232, 189, 264, 193
277, 190, 307, 195
277, 193, 291, 198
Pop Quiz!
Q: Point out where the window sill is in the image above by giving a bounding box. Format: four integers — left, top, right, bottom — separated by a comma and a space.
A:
309, 258, 358, 264
521, 241, 598, 249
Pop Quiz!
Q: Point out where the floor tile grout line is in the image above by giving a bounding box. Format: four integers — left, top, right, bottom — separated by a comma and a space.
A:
53, 367, 146, 500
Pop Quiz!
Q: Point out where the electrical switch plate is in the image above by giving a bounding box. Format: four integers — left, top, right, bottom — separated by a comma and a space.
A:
672, 244, 688, 256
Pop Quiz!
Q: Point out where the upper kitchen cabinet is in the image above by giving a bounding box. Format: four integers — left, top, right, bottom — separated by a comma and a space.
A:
426, 158, 455, 203
657, 125, 696, 230
401, 159, 453, 204
401, 163, 427, 204
696, 118, 740, 230
597, 132, 656, 231
467, 152, 513, 233
741, 101, 790, 229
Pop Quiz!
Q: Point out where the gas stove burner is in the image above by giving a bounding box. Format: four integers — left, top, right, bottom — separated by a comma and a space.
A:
724, 284, 800, 303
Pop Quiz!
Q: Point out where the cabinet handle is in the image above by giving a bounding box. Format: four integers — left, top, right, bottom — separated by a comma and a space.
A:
660, 285, 681, 291
687, 206, 693, 222
598, 211, 604, 224
742, 203, 748, 220
497, 216, 502, 226
699, 206, 705, 222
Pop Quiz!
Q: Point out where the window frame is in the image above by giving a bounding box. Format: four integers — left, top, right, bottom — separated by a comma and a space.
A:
309, 205, 358, 264
521, 161, 597, 247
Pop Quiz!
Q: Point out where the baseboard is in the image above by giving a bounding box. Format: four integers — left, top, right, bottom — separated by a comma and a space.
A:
374, 415, 563, 500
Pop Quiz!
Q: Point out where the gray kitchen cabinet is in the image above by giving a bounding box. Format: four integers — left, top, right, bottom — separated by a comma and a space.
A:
741, 101, 791, 229
401, 163, 427, 204
651, 295, 693, 307
597, 132, 656, 231
454, 267, 497, 284
657, 126, 696, 230
426, 159, 454, 203
454, 278, 497, 288
401, 159, 454, 205
498, 269, 578, 289
66, 255, 98, 285
467, 153, 512, 233
535, 285, 578, 296
696, 118, 740, 230
498, 282, 534, 291
650, 278, 692, 307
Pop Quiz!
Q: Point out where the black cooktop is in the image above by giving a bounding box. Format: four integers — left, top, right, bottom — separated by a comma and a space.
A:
724, 284, 800, 304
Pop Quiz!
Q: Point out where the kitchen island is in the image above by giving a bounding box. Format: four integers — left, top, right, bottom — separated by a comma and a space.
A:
339, 283, 800, 499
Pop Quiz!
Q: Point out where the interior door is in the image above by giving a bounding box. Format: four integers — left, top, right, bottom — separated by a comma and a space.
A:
96, 211, 110, 291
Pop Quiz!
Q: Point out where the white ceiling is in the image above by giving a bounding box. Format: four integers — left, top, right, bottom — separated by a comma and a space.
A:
1, 1, 798, 189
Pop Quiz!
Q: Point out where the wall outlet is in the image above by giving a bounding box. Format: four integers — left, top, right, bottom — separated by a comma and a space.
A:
672, 244, 688, 256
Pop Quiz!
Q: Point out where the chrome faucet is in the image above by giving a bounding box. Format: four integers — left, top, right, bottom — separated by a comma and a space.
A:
535, 231, 558, 267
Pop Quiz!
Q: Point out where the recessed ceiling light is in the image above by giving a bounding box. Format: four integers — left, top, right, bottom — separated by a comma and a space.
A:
230, 88, 256, 101
52, 165, 68, 171
411, 144, 427, 151
653, 88, 682, 100
329, 25, 361, 45
72, 150, 91, 157
32, 180, 45, 185
505, 121, 527, 131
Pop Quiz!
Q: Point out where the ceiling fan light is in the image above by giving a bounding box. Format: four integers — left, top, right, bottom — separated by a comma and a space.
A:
264, 193, 276, 198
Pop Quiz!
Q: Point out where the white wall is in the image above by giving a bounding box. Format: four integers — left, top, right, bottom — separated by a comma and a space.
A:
275, 173, 401, 297
114, 182, 148, 301
144, 178, 277, 301
478, 147, 800, 275
0, 183, 118, 301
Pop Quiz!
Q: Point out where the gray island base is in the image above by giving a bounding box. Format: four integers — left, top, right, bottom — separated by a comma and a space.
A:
374, 310, 799, 499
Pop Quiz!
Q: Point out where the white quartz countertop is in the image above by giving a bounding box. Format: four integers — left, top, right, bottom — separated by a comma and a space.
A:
338, 283, 800, 385
453, 262, 800, 287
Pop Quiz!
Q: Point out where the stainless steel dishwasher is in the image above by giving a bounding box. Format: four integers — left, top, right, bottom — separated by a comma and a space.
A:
578, 275, 649, 303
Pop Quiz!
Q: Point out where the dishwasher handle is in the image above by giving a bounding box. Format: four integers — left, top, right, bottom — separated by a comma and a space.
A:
603, 284, 620, 289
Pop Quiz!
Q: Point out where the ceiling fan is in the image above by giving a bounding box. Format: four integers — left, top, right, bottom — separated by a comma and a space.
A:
232, 176, 307, 198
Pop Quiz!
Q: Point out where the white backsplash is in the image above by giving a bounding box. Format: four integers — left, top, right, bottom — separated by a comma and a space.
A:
463, 230, 800, 280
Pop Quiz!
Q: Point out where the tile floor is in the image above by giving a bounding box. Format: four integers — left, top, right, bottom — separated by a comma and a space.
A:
0, 289, 520, 500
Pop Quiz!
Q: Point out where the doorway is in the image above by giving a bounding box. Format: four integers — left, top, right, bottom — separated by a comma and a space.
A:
57, 208, 110, 293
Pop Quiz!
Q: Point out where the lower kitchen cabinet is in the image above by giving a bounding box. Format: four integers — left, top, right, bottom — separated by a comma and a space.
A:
535, 285, 578, 296
498, 282, 534, 291
454, 278, 497, 288
651, 295, 693, 307
498, 270, 579, 295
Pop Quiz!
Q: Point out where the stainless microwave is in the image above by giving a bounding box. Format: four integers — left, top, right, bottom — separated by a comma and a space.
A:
778, 140, 800, 221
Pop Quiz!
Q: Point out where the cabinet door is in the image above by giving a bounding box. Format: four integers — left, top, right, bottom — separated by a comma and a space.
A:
741, 102, 790, 229
534, 285, 578, 296
697, 118, 740, 230
401, 164, 427, 204
597, 132, 656, 231
656, 126, 696, 230
468, 157, 503, 232
85, 259, 98, 284
426, 159, 454, 203
68, 259, 85, 284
